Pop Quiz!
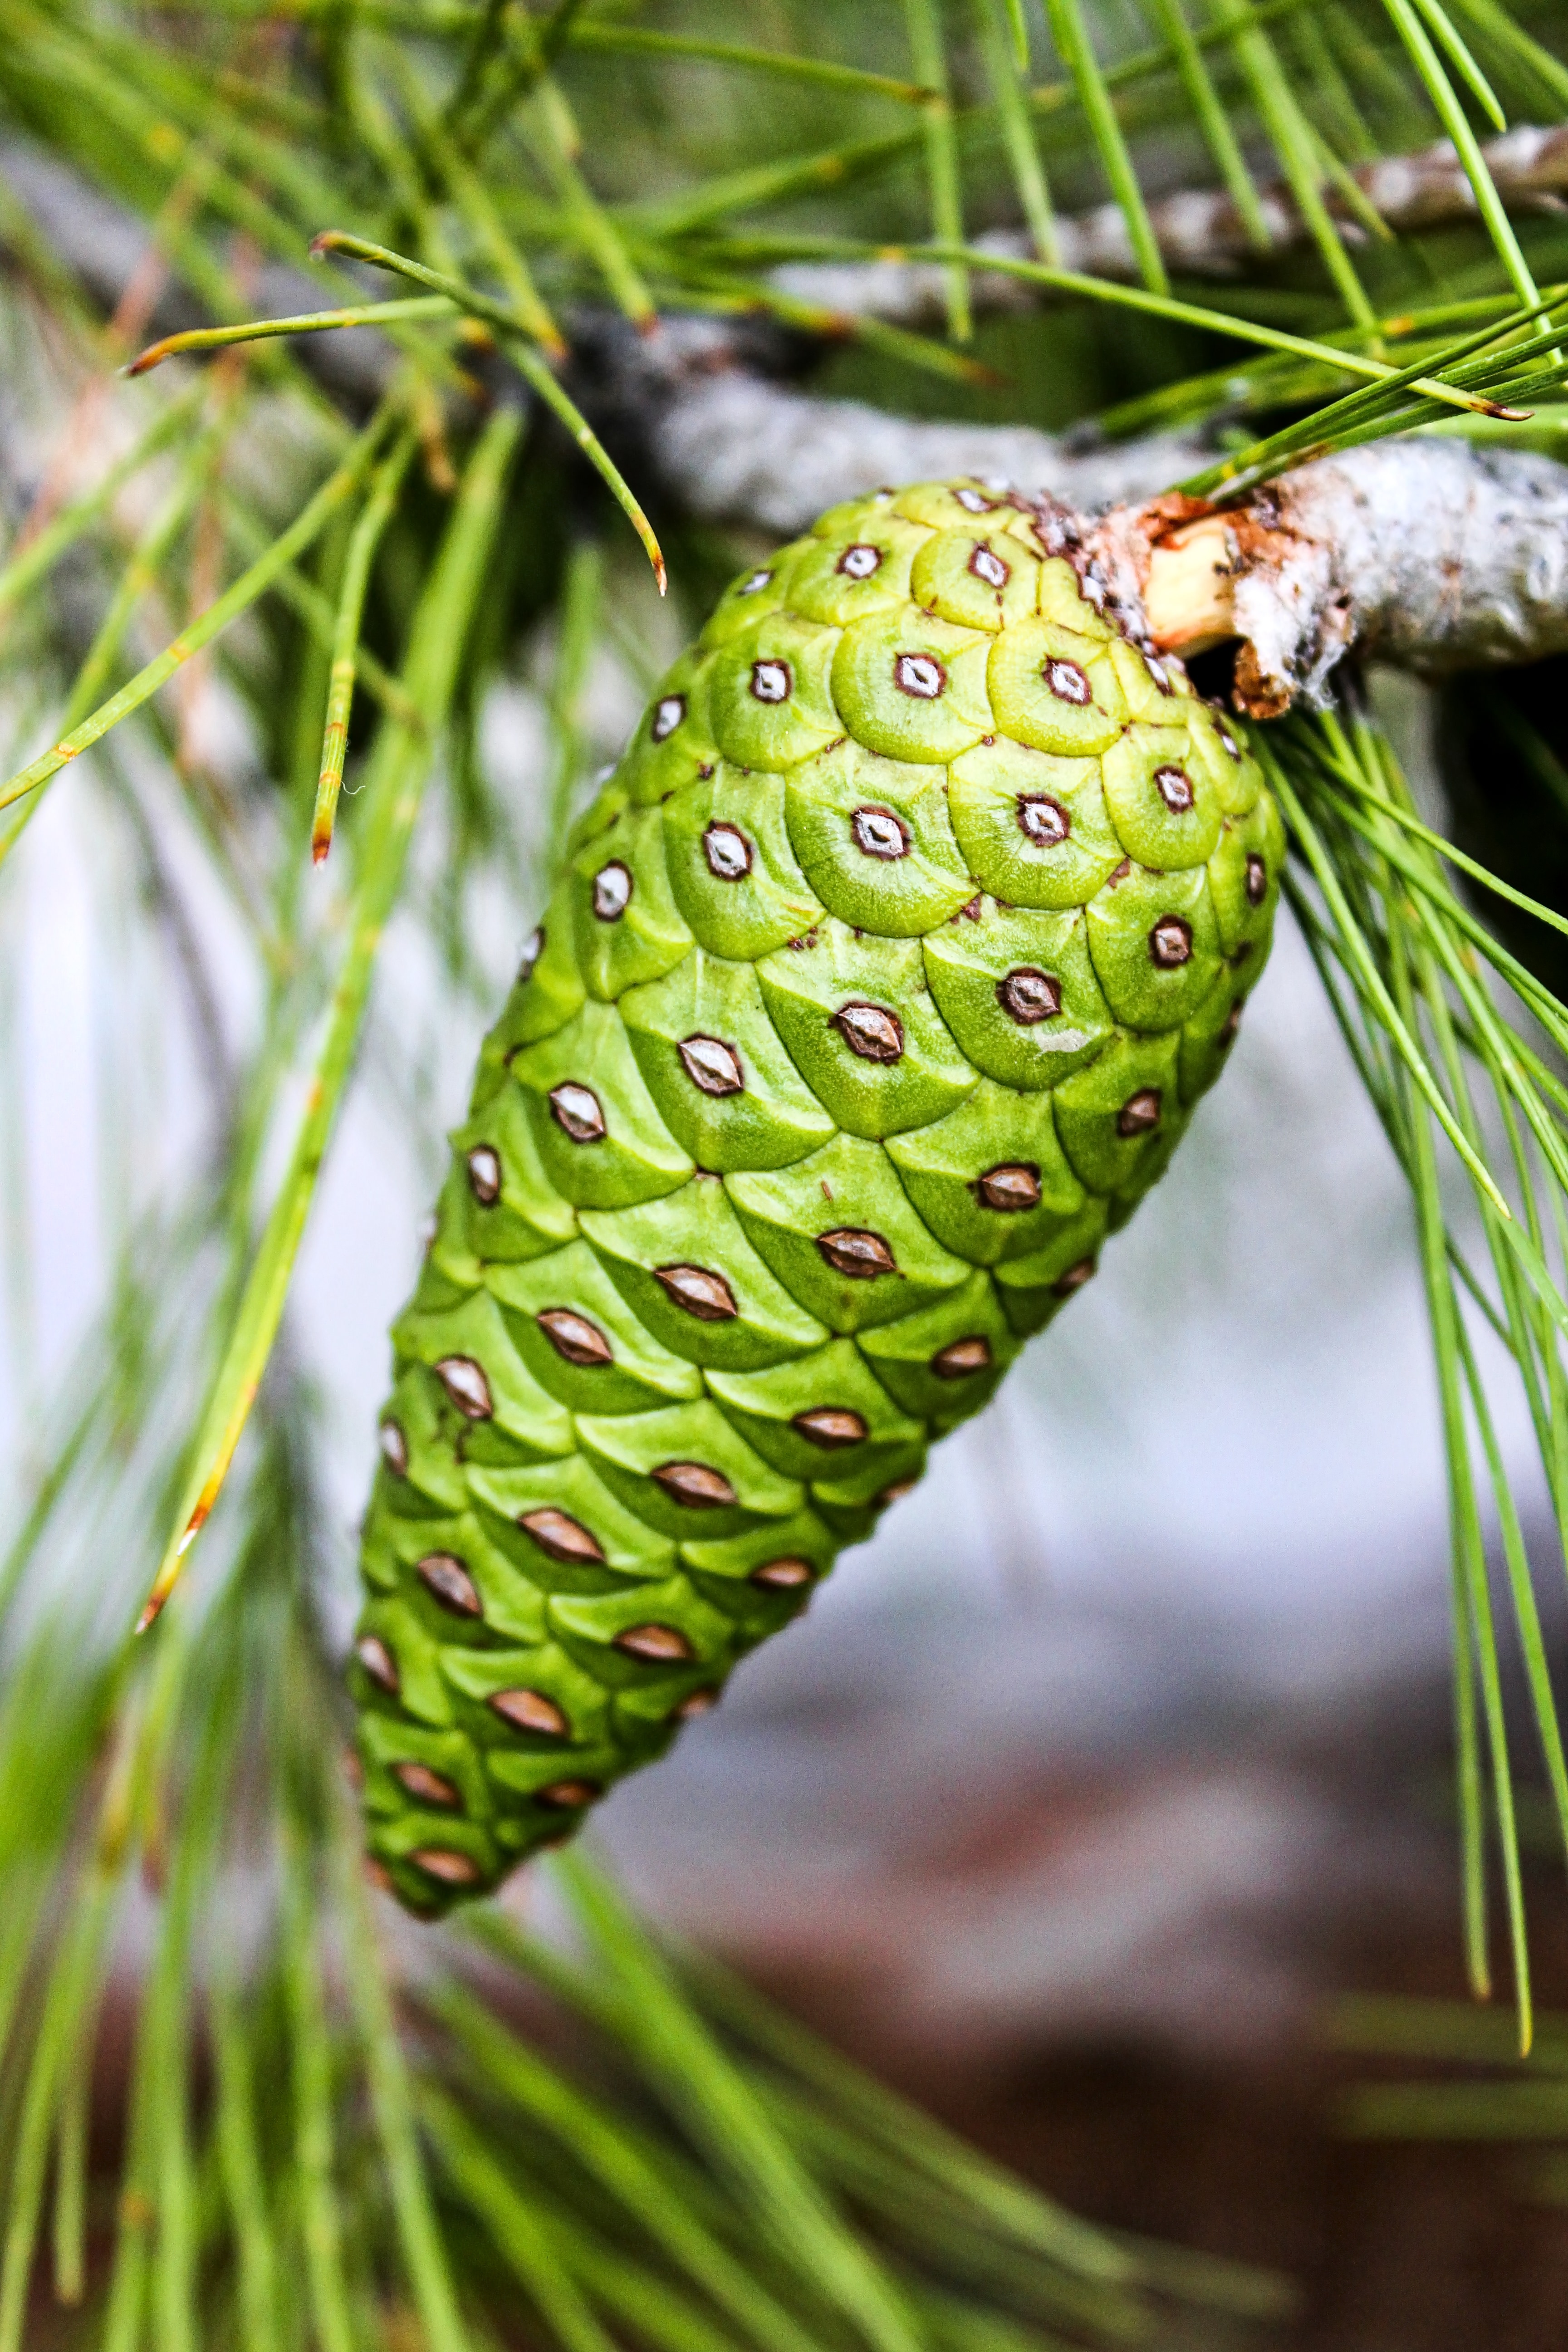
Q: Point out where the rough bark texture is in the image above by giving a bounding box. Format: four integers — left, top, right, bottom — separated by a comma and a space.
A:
1240, 440, 1568, 691
1128, 441, 1568, 713
586, 319, 1568, 711
608, 323, 1209, 531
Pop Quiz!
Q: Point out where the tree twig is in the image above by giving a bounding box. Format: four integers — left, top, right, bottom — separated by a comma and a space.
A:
1131, 440, 1568, 710
771, 125, 1568, 320
7, 135, 1568, 716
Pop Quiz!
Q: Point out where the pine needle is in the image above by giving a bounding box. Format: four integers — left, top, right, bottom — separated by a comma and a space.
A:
137, 404, 522, 1629
311, 428, 417, 863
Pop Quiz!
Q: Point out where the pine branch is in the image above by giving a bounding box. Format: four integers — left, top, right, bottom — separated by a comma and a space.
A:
769, 124, 1568, 318
601, 332, 1568, 702
13, 113, 1568, 388
8, 0, 1568, 2295
573, 309, 1212, 524
8, 129, 1568, 724
1128, 439, 1568, 710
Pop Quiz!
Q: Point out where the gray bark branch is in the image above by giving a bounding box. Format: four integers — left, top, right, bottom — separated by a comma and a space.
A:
5, 136, 1568, 712
1195, 439, 1568, 706
774, 125, 1568, 319
592, 318, 1209, 528
609, 328, 1568, 709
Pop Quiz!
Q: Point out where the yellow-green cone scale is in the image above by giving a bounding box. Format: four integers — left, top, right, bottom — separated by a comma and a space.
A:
353, 479, 1283, 1913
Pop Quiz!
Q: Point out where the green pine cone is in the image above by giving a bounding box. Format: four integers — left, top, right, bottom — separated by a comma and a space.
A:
353, 478, 1282, 1914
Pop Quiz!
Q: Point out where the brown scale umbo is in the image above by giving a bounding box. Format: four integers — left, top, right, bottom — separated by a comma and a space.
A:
1018, 795, 1070, 845
538, 1308, 614, 1365
792, 1407, 870, 1448
816, 1228, 897, 1278
679, 1034, 745, 1094
651, 1461, 740, 1509
378, 1421, 409, 1476
356, 1634, 400, 1694
436, 1356, 493, 1417
998, 969, 1062, 1024
654, 1263, 738, 1319
418, 1553, 483, 1617
516, 927, 544, 981
536, 1779, 600, 1809
977, 1163, 1043, 1211
703, 822, 752, 878
751, 1556, 815, 1589
894, 654, 946, 699
1054, 1257, 1099, 1295
832, 1002, 905, 1062
519, 1509, 605, 1565
593, 861, 633, 920
548, 1083, 607, 1142
394, 1761, 461, 1808
852, 806, 911, 858
1045, 657, 1092, 704
1117, 1089, 1163, 1137
614, 1624, 696, 1662
489, 1688, 571, 1737
411, 1848, 480, 1886
466, 1146, 502, 1204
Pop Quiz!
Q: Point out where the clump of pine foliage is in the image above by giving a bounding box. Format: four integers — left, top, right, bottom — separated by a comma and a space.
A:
3, 0, 1568, 2339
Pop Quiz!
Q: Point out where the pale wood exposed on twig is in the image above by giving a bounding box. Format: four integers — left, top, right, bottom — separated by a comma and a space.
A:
1098, 441, 1568, 710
